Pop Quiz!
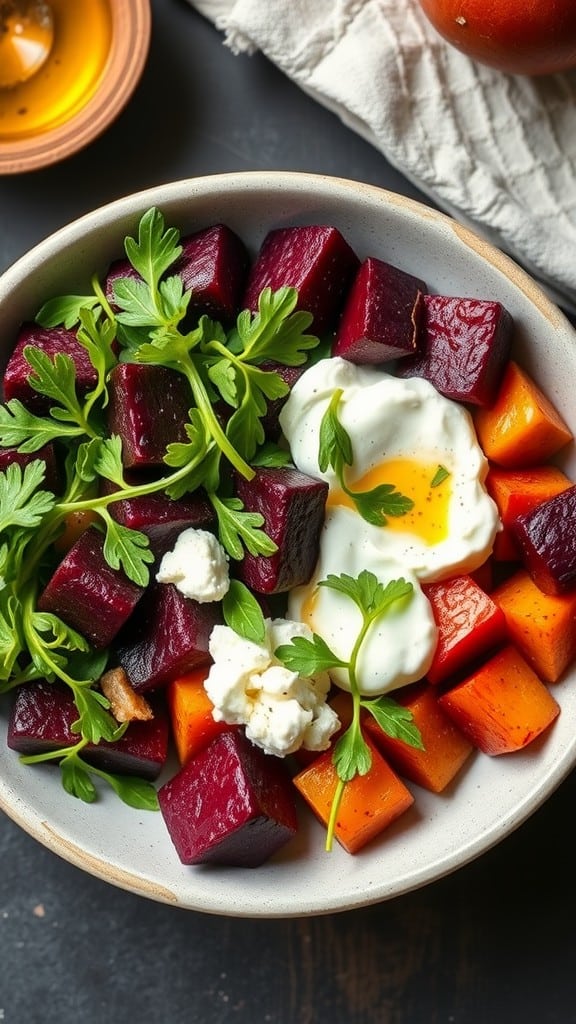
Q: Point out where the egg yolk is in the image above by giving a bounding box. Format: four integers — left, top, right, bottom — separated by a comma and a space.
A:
327, 459, 452, 545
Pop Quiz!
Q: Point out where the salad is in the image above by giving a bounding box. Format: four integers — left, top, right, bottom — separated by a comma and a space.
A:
1, 207, 573, 869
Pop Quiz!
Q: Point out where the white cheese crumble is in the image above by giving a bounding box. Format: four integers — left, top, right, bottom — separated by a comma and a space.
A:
204, 618, 341, 758
156, 528, 230, 603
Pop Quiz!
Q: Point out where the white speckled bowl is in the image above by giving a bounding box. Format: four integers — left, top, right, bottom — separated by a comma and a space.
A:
1, 172, 575, 917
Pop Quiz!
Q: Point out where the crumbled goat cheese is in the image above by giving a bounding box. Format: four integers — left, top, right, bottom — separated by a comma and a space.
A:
156, 528, 229, 602
204, 618, 340, 758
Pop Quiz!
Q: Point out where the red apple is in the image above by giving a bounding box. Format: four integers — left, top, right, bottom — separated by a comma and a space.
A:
418, 0, 576, 75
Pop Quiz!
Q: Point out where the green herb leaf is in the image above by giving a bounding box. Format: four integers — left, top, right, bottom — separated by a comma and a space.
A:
318, 388, 352, 475
228, 287, 318, 365
209, 494, 277, 561
99, 772, 159, 811
275, 633, 346, 675
100, 513, 154, 587
351, 484, 415, 527
36, 294, 101, 329
222, 579, 266, 643
250, 442, 293, 469
123, 207, 182, 291
361, 695, 425, 749
60, 757, 98, 802
431, 464, 450, 487
0, 398, 86, 451
0, 461, 55, 533
332, 725, 372, 783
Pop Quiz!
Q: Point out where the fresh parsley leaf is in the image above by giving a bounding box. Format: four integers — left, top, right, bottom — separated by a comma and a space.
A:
36, 294, 101, 329
209, 493, 277, 561
23, 347, 94, 432
60, 756, 98, 803
227, 287, 318, 365
318, 388, 353, 475
123, 207, 182, 291
431, 464, 450, 487
222, 579, 266, 643
250, 442, 293, 469
0, 398, 87, 451
275, 633, 346, 675
0, 461, 54, 533
332, 725, 372, 783
99, 511, 154, 587
361, 695, 425, 749
352, 485, 415, 527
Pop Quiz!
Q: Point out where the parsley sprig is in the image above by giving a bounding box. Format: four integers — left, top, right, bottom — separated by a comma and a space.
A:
318, 388, 414, 526
276, 569, 424, 851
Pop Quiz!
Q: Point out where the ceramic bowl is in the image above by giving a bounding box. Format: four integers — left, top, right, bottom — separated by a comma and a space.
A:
0, 0, 151, 174
1, 172, 575, 917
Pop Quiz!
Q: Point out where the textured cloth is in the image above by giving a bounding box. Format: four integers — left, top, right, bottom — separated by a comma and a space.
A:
189, 0, 576, 311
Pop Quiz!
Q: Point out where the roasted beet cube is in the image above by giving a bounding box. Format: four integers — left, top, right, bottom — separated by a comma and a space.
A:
395, 295, 513, 406
332, 257, 426, 364
158, 730, 298, 867
234, 466, 328, 593
513, 484, 576, 595
7, 679, 169, 780
173, 224, 249, 324
108, 490, 214, 559
0, 442, 60, 492
107, 363, 191, 469
37, 527, 145, 648
114, 582, 221, 692
243, 225, 359, 334
2, 323, 98, 415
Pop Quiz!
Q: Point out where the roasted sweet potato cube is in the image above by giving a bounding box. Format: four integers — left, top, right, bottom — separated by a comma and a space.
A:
7, 679, 169, 780
2, 323, 98, 414
486, 465, 572, 563
158, 731, 298, 866
167, 668, 232, 765
293, 736, 414, 854
513, 484, 576, 595
492, 569, 576, 683
396, 295, 513, 406
362, 683, 474, 793
114, 581, 221, 692
37, 527, 145, 649
333, 257, 426, 364
438, 645, 560, 755
107, 363, 191, 469
243, 225, 359, 334
234, 466, 328, 593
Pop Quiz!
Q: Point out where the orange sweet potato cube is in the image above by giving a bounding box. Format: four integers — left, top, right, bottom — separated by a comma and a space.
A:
293, 736, 414, 854
167, 668, 231, 765
474, 361, 572, 468
438, 645, 560, 755
492, 569, 576, 684
363, 682, 474, 793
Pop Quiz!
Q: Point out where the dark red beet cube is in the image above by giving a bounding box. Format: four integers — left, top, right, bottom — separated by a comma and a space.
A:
114, 582, 221, 693
243, 225, 359, 334
332, 257, 426, 364
158, 730, 298, 867
0, 442, 60, 493
107, 363, 191, 469
108, 490, 214, 559
7, 679, 169, 780
3, 323, 98, 415
513, 484, 576, 595
395, 295, 513, 406
173, 224, 249, 324
234, 466, 328, 593
37, 527, 145, 649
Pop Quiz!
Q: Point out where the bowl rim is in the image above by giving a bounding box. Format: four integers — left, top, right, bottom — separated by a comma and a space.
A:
0, 0, 151, 175
1, 170, 576, 917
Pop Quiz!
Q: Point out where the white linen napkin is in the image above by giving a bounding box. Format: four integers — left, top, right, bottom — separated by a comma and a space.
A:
188, 0, 576, 313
